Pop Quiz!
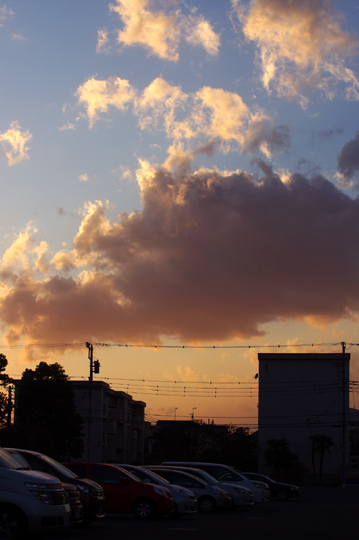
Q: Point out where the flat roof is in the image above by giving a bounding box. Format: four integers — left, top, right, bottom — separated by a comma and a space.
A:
258, 353, 350, 361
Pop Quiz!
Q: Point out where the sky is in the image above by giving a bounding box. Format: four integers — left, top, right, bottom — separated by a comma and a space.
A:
1, 0, 359, 427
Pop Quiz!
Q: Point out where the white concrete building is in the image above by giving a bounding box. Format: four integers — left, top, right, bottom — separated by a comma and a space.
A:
257, 353, 350, 483
71, 381, 146, 464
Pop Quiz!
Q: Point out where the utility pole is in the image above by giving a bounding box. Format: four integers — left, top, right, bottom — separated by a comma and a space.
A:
340, 341, 347, 486
86, 342, 94, 461
85, 342, 100, 461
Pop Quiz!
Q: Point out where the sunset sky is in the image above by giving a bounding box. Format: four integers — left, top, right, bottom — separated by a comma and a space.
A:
1, 0, 359, 426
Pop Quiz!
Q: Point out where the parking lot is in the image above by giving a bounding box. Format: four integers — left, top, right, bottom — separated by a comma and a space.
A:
43, 486, 359, 540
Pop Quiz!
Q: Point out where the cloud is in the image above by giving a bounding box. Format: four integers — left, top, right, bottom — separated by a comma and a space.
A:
75, 76, 136, 128
2, 160, 359, 352
184, 15, 220, 56
0, 6, 14, 26
76, 76, 287, 158
78, 173, 89, 182
233, 0, 359, 102
109, 0, 180, 61
107, 0, 220, 61
0, 121, 32, 165
96, 28, 111, 53
337, 132, 359, 183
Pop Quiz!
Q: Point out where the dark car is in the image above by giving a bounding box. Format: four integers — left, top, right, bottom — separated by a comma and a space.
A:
63, 462, 175, 519
243, 473, 300, 501
5, 448, 105, 524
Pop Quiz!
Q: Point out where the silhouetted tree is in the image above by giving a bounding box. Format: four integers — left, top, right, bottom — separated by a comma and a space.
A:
151, 421, 257, 468
264, 437, 298, 481
12, 362, 83, 460
309, 434, 334, 484
0, 354, 12, 427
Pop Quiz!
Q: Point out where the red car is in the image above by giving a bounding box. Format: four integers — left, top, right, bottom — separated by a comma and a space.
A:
63, 463, 175, 519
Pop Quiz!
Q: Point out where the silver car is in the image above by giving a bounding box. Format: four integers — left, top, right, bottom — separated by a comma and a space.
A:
146, 466, 233, 513
160, 465, 254, 507
116, 464, 197, 517
162, 461, 270, 503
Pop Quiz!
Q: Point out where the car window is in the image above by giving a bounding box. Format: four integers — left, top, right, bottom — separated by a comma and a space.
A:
155, 470, 203, 488
200, 465, 234, 481
66, 464, 87, 478
92, 466, 127, 484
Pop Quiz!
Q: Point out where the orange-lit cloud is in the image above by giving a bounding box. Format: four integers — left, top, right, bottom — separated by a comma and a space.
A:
109, 0, 180, 61
75, 76, 136, 128
96, 28, 110, 53
0, 121, 32, 165
233, 0, 359, 103
2, 160, 359, 354
107, 0, 220, 61
76, 76, 288, 158
184, 15, 220, 56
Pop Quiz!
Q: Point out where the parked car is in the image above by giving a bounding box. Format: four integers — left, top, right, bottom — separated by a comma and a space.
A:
158, 465, 254, 507
117, 464, 197, 517
5, 448, 105, 525
6, 449, 84, 525
63, 462, 175, 519
162, 461, 270, 503
0, 447, 71, 539
146, 466, 233, 513
243, 473, 300, 501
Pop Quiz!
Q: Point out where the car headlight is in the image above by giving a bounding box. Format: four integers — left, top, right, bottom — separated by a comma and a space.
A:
153, 486, 169, 497
173, 487, 187, 496
233, 487, 246, 494
76, 483, 104, 497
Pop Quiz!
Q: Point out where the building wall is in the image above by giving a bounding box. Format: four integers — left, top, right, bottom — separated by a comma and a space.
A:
71, 381, 146, 464
257, 353, 350, 483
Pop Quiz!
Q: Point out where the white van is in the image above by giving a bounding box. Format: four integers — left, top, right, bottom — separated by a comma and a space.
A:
162, 461, 270, 503
0, 448, 71, 539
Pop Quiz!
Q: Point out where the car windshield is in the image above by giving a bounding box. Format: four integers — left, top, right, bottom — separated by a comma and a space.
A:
184, 469, 218, 485
40, 454, 78, 478
0, 449, 27, 470
6, 451, 31, 470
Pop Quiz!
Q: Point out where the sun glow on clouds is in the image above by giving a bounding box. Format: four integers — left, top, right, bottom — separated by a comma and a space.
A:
107, 0, 220, 60
0, 121, 32, 165
75, 76, 289, 158
233, 0, 359, 103
2, 155, 359, 355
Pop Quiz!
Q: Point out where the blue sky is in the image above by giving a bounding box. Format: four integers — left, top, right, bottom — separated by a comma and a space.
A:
1, 0, 359, 424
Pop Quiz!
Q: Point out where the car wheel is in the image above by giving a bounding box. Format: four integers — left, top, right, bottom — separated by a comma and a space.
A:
277, 489, 289, 501
198, 496, 216, 513
133, 499, 156, 520
0, 505, 27, 540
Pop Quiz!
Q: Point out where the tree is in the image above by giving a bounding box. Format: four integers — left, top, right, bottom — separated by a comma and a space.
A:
0, 354, 12, 427
14, 362, 83, 461
264, 437, 299, 481
309, 434, 334, 484
151, 421, 258, 469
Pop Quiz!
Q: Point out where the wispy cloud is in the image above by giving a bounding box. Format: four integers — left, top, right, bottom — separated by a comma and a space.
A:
107, 0, 220, 61
78, 173, 89, 182
0, 121, 32, 165
0, 5, 14, 27
233, 0, 359, 104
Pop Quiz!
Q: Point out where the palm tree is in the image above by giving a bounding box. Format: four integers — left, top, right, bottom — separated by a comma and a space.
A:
308, 434, 334, 484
